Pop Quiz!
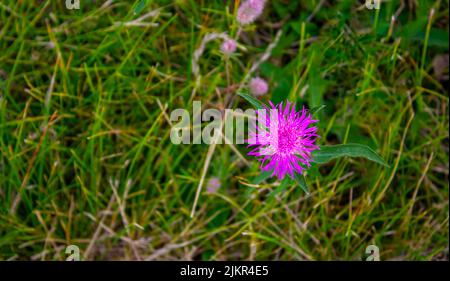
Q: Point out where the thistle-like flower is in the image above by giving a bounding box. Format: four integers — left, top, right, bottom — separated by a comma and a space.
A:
220, 38, 237, 56
248, 101, 319, 179
237, 0, 266, 26
249, 77, 268, 96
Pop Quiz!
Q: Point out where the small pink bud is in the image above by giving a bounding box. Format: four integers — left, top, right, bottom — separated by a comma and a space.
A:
237, 0, 266, 26
221, 38, 237, 56
206, 177, 221, 194
249, 77, 268, 96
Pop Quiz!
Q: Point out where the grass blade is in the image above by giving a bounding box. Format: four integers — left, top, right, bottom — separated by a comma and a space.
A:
309, 104, 326, 115
238, 92, 266, 109
252, 170, 273, 184
294, 173, 310, 195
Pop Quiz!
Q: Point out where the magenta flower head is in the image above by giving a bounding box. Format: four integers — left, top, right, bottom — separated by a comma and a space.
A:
248, 101, 319, 179
249, 77, 268, 96
237, 0, 266, 25
221, 38, 237, 56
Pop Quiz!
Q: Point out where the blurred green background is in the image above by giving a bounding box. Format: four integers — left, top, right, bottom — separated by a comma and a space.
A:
0, 0, 448, 260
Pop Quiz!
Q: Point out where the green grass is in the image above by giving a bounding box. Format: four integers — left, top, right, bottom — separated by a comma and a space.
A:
0, 0, 448, 260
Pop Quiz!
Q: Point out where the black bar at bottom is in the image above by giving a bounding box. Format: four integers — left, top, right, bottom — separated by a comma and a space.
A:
0, 261, 447, 280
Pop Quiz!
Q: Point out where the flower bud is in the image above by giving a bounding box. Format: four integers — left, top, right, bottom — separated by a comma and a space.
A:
249, 77, 268, 96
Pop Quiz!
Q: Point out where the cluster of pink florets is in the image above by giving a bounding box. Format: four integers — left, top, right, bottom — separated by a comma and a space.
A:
249, 77, 268, 96
237, 0, 266, 25
220, 38, 237, 56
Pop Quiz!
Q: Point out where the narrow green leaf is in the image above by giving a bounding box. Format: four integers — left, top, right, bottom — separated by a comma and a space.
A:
313, 143, 389, 167
134, 0, 147, 15
238, 92, 265, 109
309, 104, 326, 115
252, 170, 273, 184
294, 173, 310, 195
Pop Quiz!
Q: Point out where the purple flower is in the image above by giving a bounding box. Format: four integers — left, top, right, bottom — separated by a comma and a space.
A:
237, 0, 266, 26
221, 38, 237, 56
249, 77, 268, 96
206, 177, 221, 194
247, 101, 319, 179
